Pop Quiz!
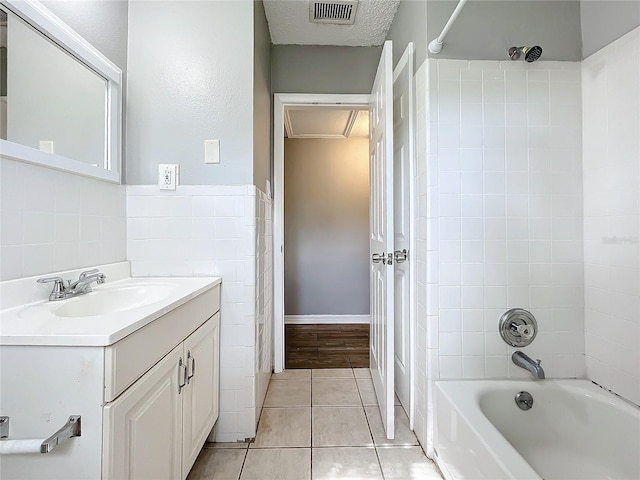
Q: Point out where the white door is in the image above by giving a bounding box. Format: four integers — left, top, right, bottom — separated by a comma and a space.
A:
182, 314, 220, 478
369, 40, 395, 440
392, 43, 414, 425
103, 344, 183, 480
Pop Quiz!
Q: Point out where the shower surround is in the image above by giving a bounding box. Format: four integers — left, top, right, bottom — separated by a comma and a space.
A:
427, 59, 585, 381
418, 58, 586, 451
418, 25, 640, 455
582, 27, 640, 406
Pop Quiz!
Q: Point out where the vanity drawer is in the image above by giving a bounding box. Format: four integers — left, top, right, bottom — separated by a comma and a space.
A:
104, 285, 220, 402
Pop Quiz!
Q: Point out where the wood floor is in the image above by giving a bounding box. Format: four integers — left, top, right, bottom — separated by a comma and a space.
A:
285, 324, 370, 369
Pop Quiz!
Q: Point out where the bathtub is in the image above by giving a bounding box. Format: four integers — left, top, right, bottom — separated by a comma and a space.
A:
434, 380, 640, 480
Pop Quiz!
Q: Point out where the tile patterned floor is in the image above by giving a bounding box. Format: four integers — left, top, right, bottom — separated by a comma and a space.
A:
188, 368, 443, 480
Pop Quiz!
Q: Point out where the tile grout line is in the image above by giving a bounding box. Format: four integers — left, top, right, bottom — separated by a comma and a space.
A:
235, 443, 250, 480
357, 367, 387, 480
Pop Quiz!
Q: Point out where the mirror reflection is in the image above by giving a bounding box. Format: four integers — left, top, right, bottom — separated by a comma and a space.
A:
0, 7, 108, 168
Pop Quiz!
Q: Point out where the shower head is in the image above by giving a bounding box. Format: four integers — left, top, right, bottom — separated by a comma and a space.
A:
523, 46, 542, 62
508, 46, 543, 62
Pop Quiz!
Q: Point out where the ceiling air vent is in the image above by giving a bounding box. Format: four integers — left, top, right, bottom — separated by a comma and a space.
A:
309, 1, 358, 25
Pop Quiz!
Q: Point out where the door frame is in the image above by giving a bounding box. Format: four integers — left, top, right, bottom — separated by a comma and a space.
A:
273, 93, 370, 374
392, 43, 417, 431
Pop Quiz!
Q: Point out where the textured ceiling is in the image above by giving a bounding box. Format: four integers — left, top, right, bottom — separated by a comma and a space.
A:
263, 0, 400, 46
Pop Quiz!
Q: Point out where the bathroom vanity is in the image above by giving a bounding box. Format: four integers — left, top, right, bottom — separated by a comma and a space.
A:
0, 263, 221, 480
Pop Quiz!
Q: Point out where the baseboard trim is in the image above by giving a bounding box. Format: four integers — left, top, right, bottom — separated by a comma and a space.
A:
284, 315, 370, 325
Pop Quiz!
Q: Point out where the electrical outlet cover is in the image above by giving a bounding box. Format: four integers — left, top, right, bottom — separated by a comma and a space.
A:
158, 164, 179, 190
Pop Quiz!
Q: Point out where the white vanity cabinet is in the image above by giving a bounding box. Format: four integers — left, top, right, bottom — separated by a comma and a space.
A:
102, 314, 220, 480
0, 276, 221, 480
102, 342, 184, 480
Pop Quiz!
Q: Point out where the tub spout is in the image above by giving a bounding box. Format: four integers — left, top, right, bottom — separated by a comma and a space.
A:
512, 351, 545, 380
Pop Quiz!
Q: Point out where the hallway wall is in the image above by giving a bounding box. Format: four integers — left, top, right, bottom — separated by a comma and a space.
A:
284, 138, 370, 317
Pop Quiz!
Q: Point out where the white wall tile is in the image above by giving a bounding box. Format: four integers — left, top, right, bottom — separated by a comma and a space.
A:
0, 159, 126, 281
582, 27, 640, 405
430, 58, 585, 385
126, 184, 262, 441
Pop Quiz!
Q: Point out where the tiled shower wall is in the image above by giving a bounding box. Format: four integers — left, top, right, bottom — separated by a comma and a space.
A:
428, 59, 585, 382
127, 184, 267, 441
0, 159, 126, 282
582, 27, 640, 405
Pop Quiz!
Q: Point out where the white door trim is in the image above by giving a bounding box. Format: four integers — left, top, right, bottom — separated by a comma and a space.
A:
391, 43, 416, 431
273, 93, 370, 373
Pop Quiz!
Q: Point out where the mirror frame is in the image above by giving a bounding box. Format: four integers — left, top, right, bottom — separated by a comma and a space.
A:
0, 0, 122, 183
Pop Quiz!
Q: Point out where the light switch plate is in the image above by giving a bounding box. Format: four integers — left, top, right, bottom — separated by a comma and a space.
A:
158, 164, 179, 190
204, 140, 220, 164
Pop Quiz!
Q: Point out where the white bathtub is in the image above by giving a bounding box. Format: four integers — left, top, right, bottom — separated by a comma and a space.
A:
435, 380, 640, 480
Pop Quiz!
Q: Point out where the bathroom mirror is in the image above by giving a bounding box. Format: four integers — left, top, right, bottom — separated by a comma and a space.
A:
0, 0, 122, 183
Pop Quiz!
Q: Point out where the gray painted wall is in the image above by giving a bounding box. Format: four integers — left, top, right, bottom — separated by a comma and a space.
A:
581, 1, 640, 57
272, 45, 382, 94
426, 1, 582, 61
386, 0, 427, 71
126, 0, 254, 185
254, 1, 272, 191
284, 138, 370, 316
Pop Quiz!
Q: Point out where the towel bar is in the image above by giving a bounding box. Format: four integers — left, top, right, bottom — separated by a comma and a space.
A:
0, 415, 81, 454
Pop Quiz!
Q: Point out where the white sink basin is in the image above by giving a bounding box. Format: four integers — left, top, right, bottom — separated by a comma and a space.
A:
1, 263, 221, 347
17, 281, 179, 321
53, 283, 175, 317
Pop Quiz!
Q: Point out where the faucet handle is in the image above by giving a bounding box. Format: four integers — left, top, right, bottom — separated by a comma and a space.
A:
37, 276, 68, 301
78, 269, 99, 280
37, 276, 65, 286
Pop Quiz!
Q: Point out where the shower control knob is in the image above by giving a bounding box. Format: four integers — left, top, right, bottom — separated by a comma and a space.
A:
499, 308, 538, 347
512, 323, 533, 340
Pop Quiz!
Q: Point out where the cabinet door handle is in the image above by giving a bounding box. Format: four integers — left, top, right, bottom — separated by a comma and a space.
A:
178, 358, 188, 394
187, 351, 196, 384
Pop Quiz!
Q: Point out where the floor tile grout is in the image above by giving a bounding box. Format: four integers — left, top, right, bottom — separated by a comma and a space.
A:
193, 367, 441, 480
357, 370, 387, 480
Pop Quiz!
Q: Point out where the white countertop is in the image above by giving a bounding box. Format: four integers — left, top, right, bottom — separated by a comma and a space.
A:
0, 263, 221, 347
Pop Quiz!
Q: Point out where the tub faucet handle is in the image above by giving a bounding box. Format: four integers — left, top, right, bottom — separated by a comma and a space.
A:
512, 322, 534, 340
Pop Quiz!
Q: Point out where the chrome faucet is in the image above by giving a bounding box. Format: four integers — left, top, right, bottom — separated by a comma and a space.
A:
512, 351, 545, 380
37, 269, 106, 301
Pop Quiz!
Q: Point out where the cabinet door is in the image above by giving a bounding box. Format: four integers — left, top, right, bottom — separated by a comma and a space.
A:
182, 313, 220, 478
103, 344, 184, 480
